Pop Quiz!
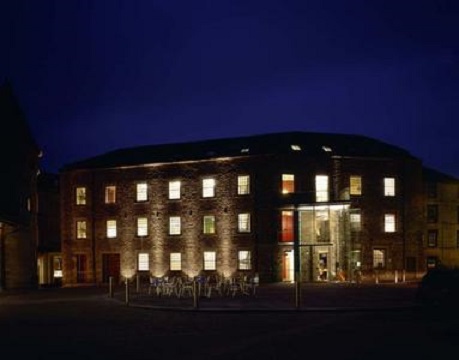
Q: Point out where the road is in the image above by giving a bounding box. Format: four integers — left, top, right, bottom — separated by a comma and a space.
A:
0, 285, 457, 359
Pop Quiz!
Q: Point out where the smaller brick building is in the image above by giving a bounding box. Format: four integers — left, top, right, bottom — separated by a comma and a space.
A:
60, 132, 425, 286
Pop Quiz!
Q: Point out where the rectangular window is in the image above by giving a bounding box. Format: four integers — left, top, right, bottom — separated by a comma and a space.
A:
202, 178, 216, 198
136, 183, 148, 202
137, 217, 148, 237
427, 183, 437, 198
138, 253, 149, 271
105, 186, 116, 204
384, 214, 396, 233
169, 216, 181, 235
106, 220, 117, 238
238, 250, 252, 270
315, 175, 329, 202
203, 251, 216, 270
282, 174, 294, 194
76, 187, 86, 205
281, 211, 294, 241
427, 205, 438, 223
238, 213, 251, 233
350, 176, 362, 196
427, 256, 438, 269
76, 221, 87, 239
203, 215, 216, 234
427, 230, 438, 248
384, 177, 395, 197
350, 211, 361, 232
168, 180, 181, 200
170, 253, 182, 271
237, 175, 250, 195
373, 249, 386, 268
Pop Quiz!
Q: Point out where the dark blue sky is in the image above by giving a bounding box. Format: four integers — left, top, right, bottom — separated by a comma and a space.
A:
2, 0, 459, 177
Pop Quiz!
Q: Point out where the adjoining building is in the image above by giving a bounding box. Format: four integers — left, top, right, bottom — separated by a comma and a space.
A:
0, 81, 41, 290
423, 167, 459, 269
60, 132, 426, 286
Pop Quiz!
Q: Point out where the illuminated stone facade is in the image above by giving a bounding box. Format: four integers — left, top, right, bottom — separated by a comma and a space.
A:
423, 168, 459, 269
60, 132, 426, 285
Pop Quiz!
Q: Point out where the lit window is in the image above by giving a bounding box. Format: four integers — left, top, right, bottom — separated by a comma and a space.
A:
384, 214, 396, 233
76, 221, 87, 239
350, 211, 361, 232
282, 174, 294, 194
137, 217, 148, 237
291, 144, 301, 151
106, 220, 117, 238
238, 251, 252, 270
76, 187, 86, 205
281, 211, 293, 242
373, 249, 386, 268
170, 253, 182, 271
203, 251, 216, 270
428, 230, 438, 247
169, 180, 181, 200
136, 183, 148, 202
138, 253, 149, 271
105, 186, 116, 204
350, 176, 362, 196
169, 216, 181, 235
202, 178, 216, 198
384, 177, 395, 197
315, 175, 329, 202
238, 213, 251, 233
237, 175, 250, 195
203, 216, 216, 234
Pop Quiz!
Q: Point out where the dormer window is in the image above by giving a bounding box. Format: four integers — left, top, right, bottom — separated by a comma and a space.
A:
291, 144, 301, 151
322, 146, 332, 152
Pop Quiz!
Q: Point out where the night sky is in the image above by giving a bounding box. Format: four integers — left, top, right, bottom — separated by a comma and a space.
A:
2, 0, 459, 177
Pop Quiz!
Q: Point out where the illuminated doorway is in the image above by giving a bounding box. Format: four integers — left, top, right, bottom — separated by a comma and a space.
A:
283, 250, 294, 283
318, 252, 328, 281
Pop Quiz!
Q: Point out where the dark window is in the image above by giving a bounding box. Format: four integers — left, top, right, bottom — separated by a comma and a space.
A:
427, 205, 438, 223
426, 182, 437, 198
427, 230, 438, 248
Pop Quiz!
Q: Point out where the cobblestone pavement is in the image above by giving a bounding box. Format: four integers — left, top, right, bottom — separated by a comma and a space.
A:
1, 281, 458, 359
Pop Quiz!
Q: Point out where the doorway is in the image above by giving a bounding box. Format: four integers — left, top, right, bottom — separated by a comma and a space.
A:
283, 250, 294, 283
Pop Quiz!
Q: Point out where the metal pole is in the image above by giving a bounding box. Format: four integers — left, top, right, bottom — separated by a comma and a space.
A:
293, 208, 301, 310
125, 278, 129, 305
109, 276, 113, 298
193, 279, 199, 309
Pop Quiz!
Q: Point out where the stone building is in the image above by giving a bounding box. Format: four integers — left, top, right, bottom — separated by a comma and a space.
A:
60, 132, 425, 286
0, 81, 41, 290
423, 167, 459, 269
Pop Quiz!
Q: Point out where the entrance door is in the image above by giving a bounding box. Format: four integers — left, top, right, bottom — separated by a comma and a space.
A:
283, 250, 294, 283
102, 254, 120, 284
76, 254, 87, 283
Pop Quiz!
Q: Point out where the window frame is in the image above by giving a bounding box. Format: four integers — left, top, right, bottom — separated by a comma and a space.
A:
169, 216, 181, 235
106, 219, 117, 238
76, 220, 87, 239
350, 176, 362, 196
315, 175, 329, 202
170, 253, 182, 271
137, 217, 148, 237
237, 213, 251, 233
384, 177, 396, 197
168, 180, 181, 200
203, 251, 216, 271
237, 175, 250, 195
105, 185, 116, 204
281, 174, 294, 194
136, 182, 148, 202
76, 187, 86, 205
384, 213, 396, 233
138, 253, 149, 271
202, 178, 216, 198
203, 215, 216, 234
238, 250, 252, 270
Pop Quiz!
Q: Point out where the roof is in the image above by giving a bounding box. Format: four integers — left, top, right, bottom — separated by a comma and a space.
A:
423, 167, 459, 183
61, 131, 416, 171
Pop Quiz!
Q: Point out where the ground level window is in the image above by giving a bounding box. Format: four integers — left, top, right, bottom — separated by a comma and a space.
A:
203, 251, 216, 270
373, 249, 386, 268
238, 250, 252, 270
170, 253, 181, 271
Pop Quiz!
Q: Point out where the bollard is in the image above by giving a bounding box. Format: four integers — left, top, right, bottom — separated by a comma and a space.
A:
375, 270, 379, 284
394, 270, 398, 283
109, 276, 114, 298
125, 278, 129, 306
193, 279, 199, 309
295, 281, 301, 310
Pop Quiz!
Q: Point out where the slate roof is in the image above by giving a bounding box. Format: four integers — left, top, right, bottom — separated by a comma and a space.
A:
61, 131, 416, 171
